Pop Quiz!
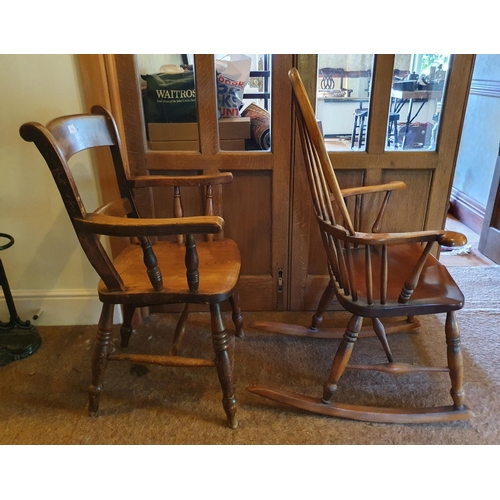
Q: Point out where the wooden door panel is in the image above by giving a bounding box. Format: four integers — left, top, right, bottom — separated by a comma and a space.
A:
223, 170, 274, 310
379, 169, 433, 232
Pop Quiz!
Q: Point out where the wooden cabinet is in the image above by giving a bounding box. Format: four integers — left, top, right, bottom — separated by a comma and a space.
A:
78, 54, 475, 312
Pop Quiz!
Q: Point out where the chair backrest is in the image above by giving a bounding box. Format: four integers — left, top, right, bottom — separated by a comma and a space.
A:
20, 105, 132, 292
289, 68, 451, 311
289, 67, 361, 293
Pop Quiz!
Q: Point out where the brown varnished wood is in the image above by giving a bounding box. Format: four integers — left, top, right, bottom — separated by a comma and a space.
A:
250, 317, 421, 339
107, 352, 215, 367
247, 68, 473, 424
246, 386, 474, 424
20, 107, 244, 428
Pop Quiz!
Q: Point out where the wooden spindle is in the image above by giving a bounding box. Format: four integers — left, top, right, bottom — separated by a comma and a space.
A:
398, 240, 434, 304
380, 244, 388, 304
205, 184, 214, 242
174, 185, 184, 244
372, 191, 392, 233
185, 233, 199, 292
140, 236, 163, 291
365, 244, 373, 305
354, 194, 361, 232
344, 242, 357, 302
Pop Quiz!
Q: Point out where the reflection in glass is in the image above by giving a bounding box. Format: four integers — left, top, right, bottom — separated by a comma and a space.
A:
315, 54, 374, 152
215, 54, 272, 152
137, 54, 199, 152
386, 54, 450, 151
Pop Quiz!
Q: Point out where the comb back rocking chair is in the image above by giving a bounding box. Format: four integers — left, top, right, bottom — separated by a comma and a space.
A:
247, 68, 474, 423
20, 105, 243, 428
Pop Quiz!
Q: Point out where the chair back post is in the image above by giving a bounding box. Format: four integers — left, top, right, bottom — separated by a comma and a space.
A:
19, 110, 125, 291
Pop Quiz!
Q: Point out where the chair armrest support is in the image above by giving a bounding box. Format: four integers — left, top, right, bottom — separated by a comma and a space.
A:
340, 181, 406, 233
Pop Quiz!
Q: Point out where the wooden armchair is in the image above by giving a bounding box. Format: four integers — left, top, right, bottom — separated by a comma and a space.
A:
20, 105, 243, 428
247, 68, 474, 423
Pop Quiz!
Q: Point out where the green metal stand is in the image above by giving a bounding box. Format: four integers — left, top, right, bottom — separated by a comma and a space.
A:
0, 233, 41, 367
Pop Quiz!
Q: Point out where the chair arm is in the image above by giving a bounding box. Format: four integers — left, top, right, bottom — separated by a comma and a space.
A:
73, 213, 224, 237
352, 229, 467, 247
340, 181, 406, 198
346, 229, 450, 246
129, 172, 233, 189
437, 230, 467, 247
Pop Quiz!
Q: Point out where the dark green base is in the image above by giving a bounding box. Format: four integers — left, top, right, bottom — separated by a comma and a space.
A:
0, 319, 42, 367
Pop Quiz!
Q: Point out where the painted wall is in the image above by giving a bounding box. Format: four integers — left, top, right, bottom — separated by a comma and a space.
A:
0, 54, 111, 325
453, 54, 500, 207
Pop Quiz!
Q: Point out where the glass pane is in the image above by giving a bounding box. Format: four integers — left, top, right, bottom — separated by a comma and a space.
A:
215, 54, 271, 152
316, 54, 375, 152
137, 54, 199, 152
386, 54, 450, 151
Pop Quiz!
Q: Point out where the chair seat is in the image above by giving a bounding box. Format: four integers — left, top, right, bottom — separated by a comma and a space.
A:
99, 238, 241, 305
338, 243, 464, 317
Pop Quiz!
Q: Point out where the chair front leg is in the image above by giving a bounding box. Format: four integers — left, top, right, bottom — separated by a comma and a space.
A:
210, 302, 238, 429
322, 314, 362, 403
445, 311, 466, 409
89, 303, 115, 417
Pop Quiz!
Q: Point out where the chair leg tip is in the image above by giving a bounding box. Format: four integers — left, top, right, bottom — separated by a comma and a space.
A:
227, 418, 238, 429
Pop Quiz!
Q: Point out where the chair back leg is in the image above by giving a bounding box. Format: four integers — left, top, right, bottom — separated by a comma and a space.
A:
89, 303, 115, 416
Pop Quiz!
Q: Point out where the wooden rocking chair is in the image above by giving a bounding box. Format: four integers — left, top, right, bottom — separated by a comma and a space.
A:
20, 106, 243, 428
247, 68, 474, 423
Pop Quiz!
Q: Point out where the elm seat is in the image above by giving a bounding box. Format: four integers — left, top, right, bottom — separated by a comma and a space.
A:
247, 68, 474, 424
20, 105, 244, 429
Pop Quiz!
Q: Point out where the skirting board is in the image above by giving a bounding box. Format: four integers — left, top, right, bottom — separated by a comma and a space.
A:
449, 187, 485, 235
0, 289, 123, 326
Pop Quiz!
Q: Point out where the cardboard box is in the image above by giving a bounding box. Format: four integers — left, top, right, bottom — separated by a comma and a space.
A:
218, 118, 251, 140
148, 117, 251, 142
220, 139, 246, 151
148, 123, 198, 142
148, 141, 199, 151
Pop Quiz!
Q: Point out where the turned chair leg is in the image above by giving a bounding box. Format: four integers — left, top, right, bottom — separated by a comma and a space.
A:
322, 314, 362, 403
229, 289, 244, 338
310, 281, 335, 331
210, 302, 238, 429
445, 311, 466, 409
89, 303, 115, 417
120, 304, 136, 348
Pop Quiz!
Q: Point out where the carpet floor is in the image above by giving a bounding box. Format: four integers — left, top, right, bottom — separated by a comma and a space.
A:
1, 266, 499, 446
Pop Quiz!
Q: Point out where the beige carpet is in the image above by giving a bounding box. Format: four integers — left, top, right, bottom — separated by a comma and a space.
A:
1, 265, 499, 446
